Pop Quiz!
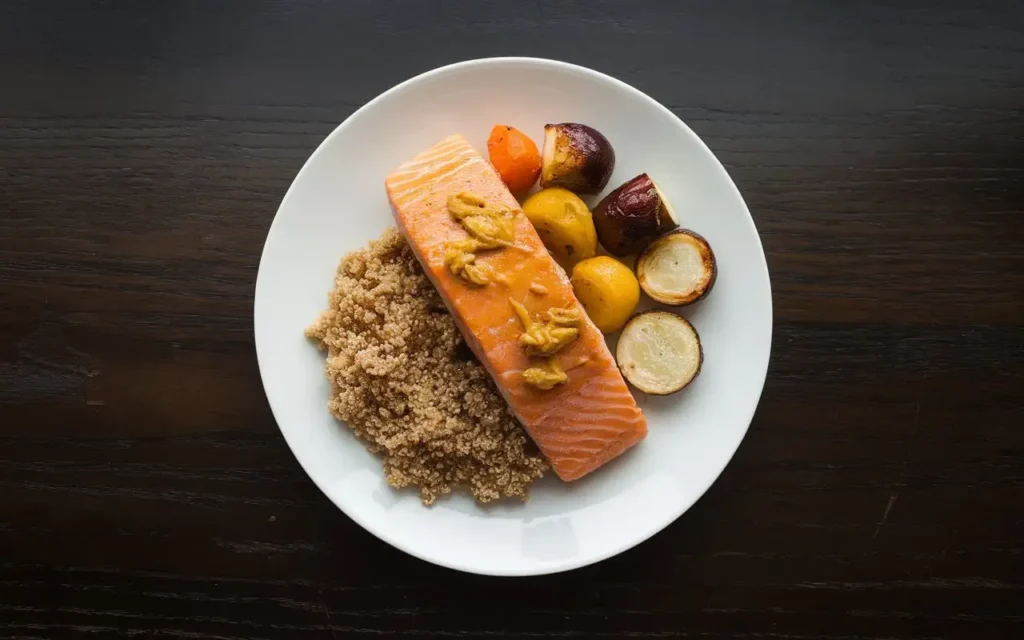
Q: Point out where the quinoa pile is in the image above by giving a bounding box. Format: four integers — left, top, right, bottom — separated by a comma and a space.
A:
305, 228, 547, 504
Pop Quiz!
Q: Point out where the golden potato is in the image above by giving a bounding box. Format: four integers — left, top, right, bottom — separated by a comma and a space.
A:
570, 256, 640, 334
521, 188, 597, 268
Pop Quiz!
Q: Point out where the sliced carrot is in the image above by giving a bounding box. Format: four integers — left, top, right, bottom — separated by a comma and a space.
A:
487, 125, 541, 195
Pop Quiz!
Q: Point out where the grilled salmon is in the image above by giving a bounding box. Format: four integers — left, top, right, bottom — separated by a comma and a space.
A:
385, 134, 647, 481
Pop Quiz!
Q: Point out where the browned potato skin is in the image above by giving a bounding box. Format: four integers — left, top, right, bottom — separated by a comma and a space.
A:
540, 123, 615, 194
636, 229, 718, 306
594, 173, 677, 256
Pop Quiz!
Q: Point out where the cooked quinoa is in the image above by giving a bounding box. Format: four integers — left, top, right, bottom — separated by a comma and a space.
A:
305, 228, 547, 504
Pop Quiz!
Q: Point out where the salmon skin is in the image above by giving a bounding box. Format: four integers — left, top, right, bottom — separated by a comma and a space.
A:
385, 134, 647, 481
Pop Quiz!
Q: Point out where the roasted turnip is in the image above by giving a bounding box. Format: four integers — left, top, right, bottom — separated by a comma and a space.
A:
540, 123, 615, 194
593, 173, 678, 256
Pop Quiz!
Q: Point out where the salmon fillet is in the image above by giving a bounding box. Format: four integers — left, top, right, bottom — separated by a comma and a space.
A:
385, 134, 647, 481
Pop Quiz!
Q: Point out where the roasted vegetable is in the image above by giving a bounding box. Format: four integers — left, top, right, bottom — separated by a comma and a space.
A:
569, 256, 640, 334
636, 229, 716, 305
521, 187, 598, 267
540, 123, 615, 194
616, 311, 702, 395
487, 124, 542, 194
593, 173, 679, 256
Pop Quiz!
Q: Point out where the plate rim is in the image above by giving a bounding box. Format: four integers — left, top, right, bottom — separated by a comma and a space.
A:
254, 56, 773, 576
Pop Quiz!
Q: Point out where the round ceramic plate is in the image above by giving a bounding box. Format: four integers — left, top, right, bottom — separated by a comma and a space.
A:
255, 58, 771, 576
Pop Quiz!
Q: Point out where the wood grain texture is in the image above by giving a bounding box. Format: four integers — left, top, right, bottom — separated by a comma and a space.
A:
1, 0, 1022, 638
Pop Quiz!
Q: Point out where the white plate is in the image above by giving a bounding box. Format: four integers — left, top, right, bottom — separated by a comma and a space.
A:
254, 57, 772, 576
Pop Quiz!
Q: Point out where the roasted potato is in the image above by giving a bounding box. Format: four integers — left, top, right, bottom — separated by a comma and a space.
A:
521, 187, 598, 267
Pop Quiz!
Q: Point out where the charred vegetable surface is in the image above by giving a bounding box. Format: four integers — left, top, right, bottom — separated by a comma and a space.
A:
540, 123, 615, 194
593, 173, 679, 256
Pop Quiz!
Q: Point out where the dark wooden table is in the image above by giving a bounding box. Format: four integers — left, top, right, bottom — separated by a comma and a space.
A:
2, 1, 1022, 638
